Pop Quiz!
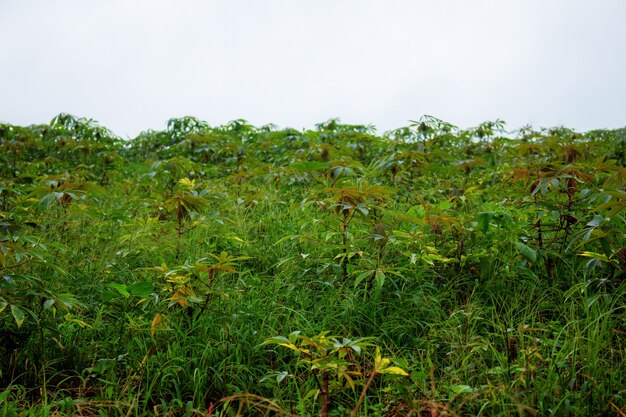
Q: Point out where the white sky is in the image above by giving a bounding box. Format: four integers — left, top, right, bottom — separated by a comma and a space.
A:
1, 1, 625, 138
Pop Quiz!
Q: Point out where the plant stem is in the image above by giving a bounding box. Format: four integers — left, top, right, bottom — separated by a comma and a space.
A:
319, 372, 329, 417
350, 371, 377, 417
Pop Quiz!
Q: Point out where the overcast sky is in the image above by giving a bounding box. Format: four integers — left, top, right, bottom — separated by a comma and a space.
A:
1, 1, 625, 138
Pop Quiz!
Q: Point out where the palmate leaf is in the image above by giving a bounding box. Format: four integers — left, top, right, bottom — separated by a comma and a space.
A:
514, 241, 537, 263
178, 177, 195, 190
39, 192, 64, 209
374, 346, 409, 376
56, 294, 84, 309
596, 190, 626, 216
165, 193, 208, 220
180, 194, 208, 212
260, 335, 310, 355
208, 251, 252, 264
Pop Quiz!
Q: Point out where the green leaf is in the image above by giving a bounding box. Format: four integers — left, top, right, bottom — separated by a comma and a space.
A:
476, 212, 493, 233
580, 251, 610, 263
449, 384, 475, 394
127, 281, 154, 298
39, 193, 61, 209
438, 201, 453, 211
514, 242, 537, 262
288, 331, 301, 344
599, 238, 613, 259
586, 214, 606, 228
374, 270, 386, 289
180, 194, 208, 212
291, 161, 328, 173
101, 290, 118, 303
107, 283, 130, 298
262, 335, 289, 345
56, 294, 83, 310
11, 304, 25, 328
0, 301, 7, 313
186, 295, 205, 304
354, 270, 372, 287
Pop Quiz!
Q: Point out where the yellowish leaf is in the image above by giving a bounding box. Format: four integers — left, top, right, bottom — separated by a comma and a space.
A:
379, 366, 409, 376
169, 290, 187, 307
151, 313, 163, 337
179, 178, 195, 189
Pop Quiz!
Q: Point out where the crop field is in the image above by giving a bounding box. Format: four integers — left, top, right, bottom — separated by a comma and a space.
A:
0, 114, 625, 416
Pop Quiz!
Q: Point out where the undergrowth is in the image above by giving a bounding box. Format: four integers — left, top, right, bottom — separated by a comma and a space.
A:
1, 115, 625, 416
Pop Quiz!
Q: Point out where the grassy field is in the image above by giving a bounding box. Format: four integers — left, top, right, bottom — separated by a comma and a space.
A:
1, 115, 625, 416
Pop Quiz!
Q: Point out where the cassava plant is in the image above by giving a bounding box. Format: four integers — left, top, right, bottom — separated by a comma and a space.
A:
163, 178, 210, 259
261, 331, 408, 417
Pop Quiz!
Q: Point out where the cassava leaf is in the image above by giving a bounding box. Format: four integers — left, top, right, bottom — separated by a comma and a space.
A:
514, 241, 537, 262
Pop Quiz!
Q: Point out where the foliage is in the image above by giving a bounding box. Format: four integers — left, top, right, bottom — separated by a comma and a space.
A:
0, 114, 625, 416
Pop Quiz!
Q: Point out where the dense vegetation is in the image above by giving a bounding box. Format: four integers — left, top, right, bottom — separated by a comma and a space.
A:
1, 114, 625, 416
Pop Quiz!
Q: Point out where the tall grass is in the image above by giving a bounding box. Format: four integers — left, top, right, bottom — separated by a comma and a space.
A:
1, 117, 625, 415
